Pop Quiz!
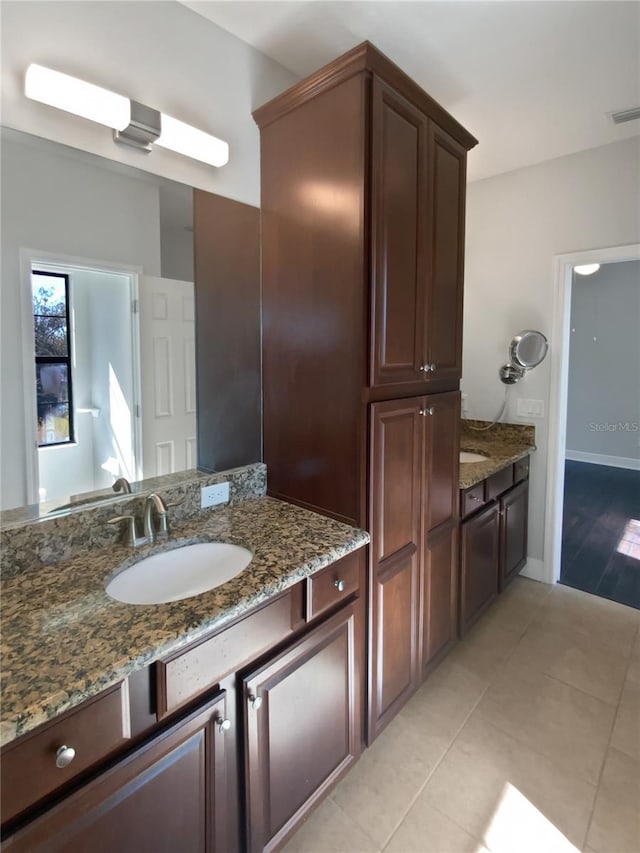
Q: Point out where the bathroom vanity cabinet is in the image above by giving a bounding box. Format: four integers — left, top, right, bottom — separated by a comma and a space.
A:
254, 41, 476, 743
1, 551, 364, 853
368, 391, 460, 736
459, 457, 530, 634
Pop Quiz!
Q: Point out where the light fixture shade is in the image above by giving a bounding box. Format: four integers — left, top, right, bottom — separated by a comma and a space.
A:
574, 263, 601, 276
25, 64, 130, 131
157, 114, 229, 167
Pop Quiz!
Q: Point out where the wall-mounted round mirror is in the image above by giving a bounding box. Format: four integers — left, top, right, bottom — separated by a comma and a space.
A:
509, 330, 548, 370
499, 329, 548, 384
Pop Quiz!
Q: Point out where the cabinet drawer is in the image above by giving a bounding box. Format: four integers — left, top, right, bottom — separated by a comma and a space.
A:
485, 466, 514, 500
1, 680, 130, 825
460, 483, 486, 518
157, 584, 303, 718
514, 456, 530, 484
306, 551, 361, 621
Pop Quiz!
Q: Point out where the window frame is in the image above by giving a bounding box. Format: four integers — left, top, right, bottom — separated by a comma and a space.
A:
32, 269, 75, 448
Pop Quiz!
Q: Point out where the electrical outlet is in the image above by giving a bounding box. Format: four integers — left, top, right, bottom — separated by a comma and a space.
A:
201, 482, 230, 508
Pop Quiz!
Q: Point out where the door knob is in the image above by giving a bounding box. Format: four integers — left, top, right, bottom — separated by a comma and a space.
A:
249, 694, 263, 711
55, 745, 76, 768
334, 579, 345, 592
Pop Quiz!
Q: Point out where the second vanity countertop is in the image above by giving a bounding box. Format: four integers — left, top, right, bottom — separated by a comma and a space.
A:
459, 420, 536, 489
1, 497, 369, 747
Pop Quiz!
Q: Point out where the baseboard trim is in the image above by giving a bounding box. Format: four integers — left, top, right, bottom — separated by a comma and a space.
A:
519, 557, 549, 584
565, 450, 640, 471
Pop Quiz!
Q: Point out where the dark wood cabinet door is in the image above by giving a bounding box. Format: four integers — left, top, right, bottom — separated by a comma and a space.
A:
243, 604, 361, 853
423, 390, 460, 531
370, 77, 429, 388
368, 398, 422, 740
3, 693, 231, 853
500, 480, 529, 590
460, 502, 500, 636
422, 520, 459, 671
425, 123, 466, 386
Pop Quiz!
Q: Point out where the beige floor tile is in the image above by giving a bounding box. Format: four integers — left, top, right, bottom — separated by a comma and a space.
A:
385, 800, 488, 853
626, 631, 640, 685
330, 711, 451, 848
586, 748, 640, 853
611, 678, 640, 763
507, 619, 628, 705
446, 618, 522, 683
474, 661, 614, 784
539, 585, 639, 656
422, 714, 596, 850
398, 658, 489, 742
481, 578, 552, 636
281, 795, 380, 853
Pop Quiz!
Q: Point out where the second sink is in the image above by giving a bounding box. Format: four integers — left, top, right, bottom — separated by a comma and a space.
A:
106, 542, 253, 605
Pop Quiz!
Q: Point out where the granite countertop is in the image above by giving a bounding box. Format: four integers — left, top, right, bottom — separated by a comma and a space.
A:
459, 420, 536, 489
1, 497, 369, 747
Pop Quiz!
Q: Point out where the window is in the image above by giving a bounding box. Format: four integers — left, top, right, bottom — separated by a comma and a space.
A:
32, 270, 74, 446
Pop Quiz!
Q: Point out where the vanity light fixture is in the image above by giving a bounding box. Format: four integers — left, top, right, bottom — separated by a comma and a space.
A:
573, 263, 600, 276
24, 64, 229, 167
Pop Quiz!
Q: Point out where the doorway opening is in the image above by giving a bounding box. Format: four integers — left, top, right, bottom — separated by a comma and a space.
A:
544, 245, 640, 609
22, 254, 142, 507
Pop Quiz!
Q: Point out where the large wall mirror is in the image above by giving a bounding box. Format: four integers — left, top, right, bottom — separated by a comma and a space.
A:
1, 127, 199, 517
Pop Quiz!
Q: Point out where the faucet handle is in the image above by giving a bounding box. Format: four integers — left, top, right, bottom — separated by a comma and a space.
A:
108, 515, 148, 548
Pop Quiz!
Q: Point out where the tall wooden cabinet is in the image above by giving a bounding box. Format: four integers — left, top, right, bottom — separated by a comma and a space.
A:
254, 41, 477, 742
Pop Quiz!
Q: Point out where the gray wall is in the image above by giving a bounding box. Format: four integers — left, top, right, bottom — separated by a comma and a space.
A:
566, 259, 640, 463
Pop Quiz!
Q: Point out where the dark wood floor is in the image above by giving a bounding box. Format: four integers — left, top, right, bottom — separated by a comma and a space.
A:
560, 460, 640, 609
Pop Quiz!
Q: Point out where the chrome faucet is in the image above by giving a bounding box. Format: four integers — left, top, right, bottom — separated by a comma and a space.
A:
109, 493, 170, 547
144, 493, 169, 543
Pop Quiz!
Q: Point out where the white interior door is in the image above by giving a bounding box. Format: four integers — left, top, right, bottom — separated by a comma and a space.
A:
139, 276, 197, 477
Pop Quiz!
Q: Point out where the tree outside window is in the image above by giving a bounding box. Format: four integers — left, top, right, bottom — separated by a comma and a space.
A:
32, 270, 74, 446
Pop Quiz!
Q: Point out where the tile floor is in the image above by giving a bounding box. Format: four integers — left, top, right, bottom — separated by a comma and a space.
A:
283, 578, 640, 853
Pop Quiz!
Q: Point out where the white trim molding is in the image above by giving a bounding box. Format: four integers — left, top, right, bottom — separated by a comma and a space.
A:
544, 243, 640, 585
520, 558, 546, 583
565, 450, 640, 471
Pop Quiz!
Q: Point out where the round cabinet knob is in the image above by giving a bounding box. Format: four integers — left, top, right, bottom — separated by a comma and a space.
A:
419, 407, 435, 416
419, 364, 432, 375
249, 694, 263, 711
430, 363, 437, 372
55, 745, 76, 769
334, 579, 345, 592
217, 717, 231, 734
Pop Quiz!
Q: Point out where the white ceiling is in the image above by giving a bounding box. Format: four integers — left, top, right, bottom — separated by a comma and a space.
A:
181, 0, 640, 182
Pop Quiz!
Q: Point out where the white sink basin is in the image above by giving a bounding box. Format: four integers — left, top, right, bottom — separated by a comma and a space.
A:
106, 542, 253, 605
460, 451, 489, 464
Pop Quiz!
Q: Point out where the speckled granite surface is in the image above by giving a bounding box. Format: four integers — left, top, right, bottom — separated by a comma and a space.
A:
0, 468, 213, 528
1, 496, 369, 747
459, 420, 536, 489
1, 464, 267, 578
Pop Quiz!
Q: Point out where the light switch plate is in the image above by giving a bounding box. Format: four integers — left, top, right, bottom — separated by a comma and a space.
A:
517, 398, 545, 419
201, 482, 230, 508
